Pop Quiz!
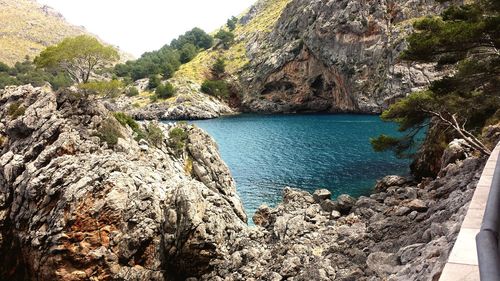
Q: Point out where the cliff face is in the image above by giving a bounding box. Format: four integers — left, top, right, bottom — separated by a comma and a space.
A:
240, 0, 451, 113
0, 85, 245, 280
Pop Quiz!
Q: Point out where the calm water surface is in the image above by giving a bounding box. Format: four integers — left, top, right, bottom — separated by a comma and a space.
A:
191, 114, 410, 217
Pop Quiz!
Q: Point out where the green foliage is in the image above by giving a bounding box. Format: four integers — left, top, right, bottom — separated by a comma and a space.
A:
179, 43, 198, 63
148, 75, 160, 89
0, 59, 72, 90
35, 35, 119, 84
227, 16, 238, 31
113, 112, 145, 140
115, 28, 212, 81
155, 82, 176, 99
0, 62, 10, 72
78, 80, 124, 98
7, 102, 25, 119
212, 57, 226, 79
146, 122, 164, 147
96, 118, 123, 147
168, 127, 188, 155
126, 87, 139, 97
374, 0, 499, 159
215, 30, 235, 49
170, 27, 213, 50
201, 80, 230, 98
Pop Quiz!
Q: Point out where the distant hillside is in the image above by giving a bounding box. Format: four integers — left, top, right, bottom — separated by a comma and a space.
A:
0, 0, 132, 65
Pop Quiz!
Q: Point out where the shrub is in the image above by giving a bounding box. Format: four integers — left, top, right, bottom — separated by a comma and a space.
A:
79, 80, 124, 98
146, 122, 164, 147
168, 127, 188, 155
7, 102, 25, 118
113, 112, 146, 140
212, 58, 226, 79
201, 80, 230, 98
148, 75, 160, 89
227, 16, 238, 31
179, 43, 198, 64
126, 87, 139, 97
155, 82, 175, 99
215, 30, 235, 49
96, 118, 123, 147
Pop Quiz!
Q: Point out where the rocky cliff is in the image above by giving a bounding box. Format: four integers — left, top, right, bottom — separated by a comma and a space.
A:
0, 84, 491, 280
0, 85, 245, 280
239, 0, 453, 113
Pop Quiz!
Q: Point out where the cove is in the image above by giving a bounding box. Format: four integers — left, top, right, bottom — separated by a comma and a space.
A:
191, 114, 411, 218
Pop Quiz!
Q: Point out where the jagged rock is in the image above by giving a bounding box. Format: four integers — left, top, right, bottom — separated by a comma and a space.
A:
240, 0, 451, 114
313, 189, 332, 202
375, 175, 411, 192
337, 194, 356, 214
0, 85, 246, 281
405, 199, 428, 212
441, 139, 470, 169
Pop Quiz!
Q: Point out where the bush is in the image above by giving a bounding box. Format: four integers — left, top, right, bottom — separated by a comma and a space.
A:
155, 82, 175, 99
126, 87, 139, 97
201, 80, 230, 98
215, 30, 235, 49
212, 58, 226, 79
96, 118, 123, 147
79, 80, 124, 98
146, 122, 164, 147
7, 102, 25, 119
168, 127, 188, 155
227, 16, 238, 31
113, 112, 146, 140
180, 43, 198, 64
148, 75, 160, 90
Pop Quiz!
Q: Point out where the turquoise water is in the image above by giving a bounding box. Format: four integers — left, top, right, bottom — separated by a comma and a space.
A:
192, 114, 411, 217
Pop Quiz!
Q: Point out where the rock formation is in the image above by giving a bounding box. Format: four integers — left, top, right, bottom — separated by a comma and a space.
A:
0, 85, 245, 280
240, 0, 453, 114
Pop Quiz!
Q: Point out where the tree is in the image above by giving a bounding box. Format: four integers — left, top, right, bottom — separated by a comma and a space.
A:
148, 75, 160, 90
78, 80, 124, 98
35, 35, 119, 84
170, 27, 213, 50
227, 16, 238, 31
179, 43, 198, 63
215, 30, 235, 49
201, 80, 230, 98
211, 57, 226, 79
155, 82, 176, 99
372, 0, 499, 158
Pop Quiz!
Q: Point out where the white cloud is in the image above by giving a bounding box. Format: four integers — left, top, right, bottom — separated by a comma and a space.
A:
37, 0, 256, 57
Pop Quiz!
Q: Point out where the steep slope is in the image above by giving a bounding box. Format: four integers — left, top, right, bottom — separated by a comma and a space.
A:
174, 0, 451, 115
0, 0, 132, 65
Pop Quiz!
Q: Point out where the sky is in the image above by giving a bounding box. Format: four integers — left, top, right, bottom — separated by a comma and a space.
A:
37, 0, 256, 58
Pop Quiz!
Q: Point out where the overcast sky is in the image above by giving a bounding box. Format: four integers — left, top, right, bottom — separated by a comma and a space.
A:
37, 0, 256, 58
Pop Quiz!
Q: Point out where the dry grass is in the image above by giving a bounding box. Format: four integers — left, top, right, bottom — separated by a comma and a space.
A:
174, 0, 292, 83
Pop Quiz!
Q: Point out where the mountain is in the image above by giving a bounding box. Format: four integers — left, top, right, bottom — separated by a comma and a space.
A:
173, 0, 451, 114
0, 0, 132, 65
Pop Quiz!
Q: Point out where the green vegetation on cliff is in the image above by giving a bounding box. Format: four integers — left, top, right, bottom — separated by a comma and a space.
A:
372, 0, 499, 167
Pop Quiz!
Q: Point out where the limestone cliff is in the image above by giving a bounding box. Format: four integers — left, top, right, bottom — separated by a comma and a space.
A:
239, 0, 453, 113
0, 85, 245, 280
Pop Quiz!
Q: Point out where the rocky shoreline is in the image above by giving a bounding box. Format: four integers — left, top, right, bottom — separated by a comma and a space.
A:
0, 85, 490, 280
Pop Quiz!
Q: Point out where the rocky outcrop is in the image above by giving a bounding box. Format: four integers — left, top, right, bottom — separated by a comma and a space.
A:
107, 79, 234, 120
0, 85, 245, 280
240, 0, 453, 113
203, 155, 485, 280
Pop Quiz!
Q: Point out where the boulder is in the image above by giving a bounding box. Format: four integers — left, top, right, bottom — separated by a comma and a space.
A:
313, 189, 331, 202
